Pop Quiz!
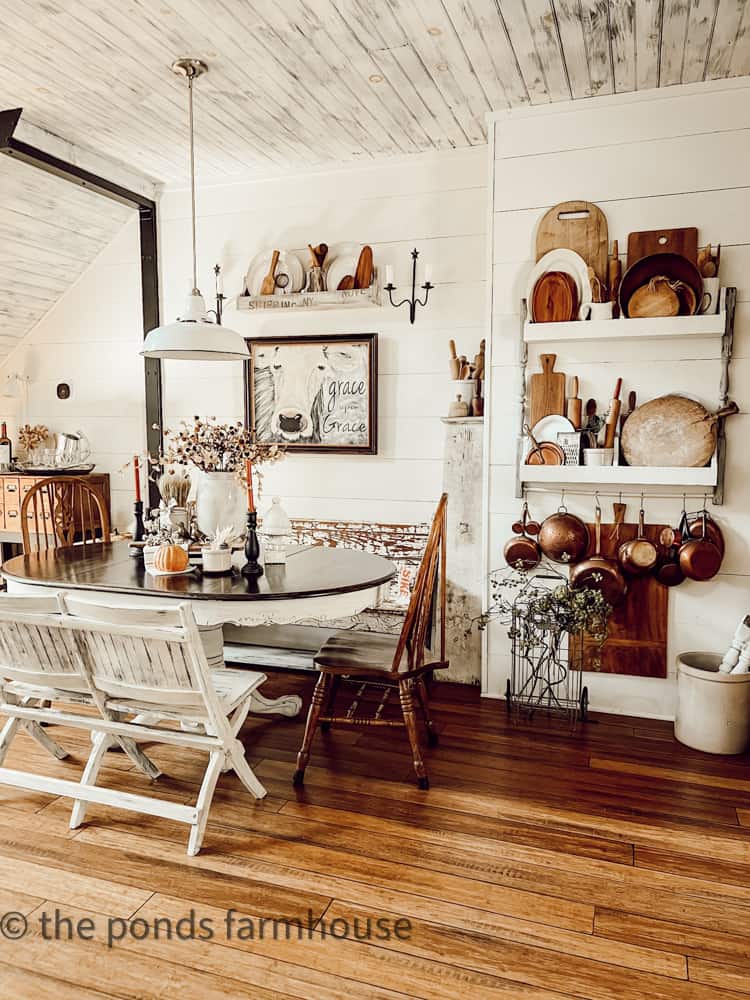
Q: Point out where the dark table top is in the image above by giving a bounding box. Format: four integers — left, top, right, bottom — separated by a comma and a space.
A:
1, 541, 396, 602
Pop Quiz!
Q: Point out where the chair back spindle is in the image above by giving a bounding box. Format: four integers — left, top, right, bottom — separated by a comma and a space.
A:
21, 477, 110, 553
391, 493, 447, 673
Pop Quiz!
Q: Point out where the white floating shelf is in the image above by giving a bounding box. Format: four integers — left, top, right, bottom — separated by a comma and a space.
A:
520, 462, 717, 487
237, 286, 381, 312
524, 309, 726, 343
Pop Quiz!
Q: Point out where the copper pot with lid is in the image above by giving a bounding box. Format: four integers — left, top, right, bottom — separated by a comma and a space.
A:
538, 501, 589, 565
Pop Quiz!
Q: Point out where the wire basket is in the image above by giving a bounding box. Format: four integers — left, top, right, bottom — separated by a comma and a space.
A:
507, 608, 586, 727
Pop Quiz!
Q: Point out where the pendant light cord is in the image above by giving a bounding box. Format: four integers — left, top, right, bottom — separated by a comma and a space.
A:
187, 68, 199, 294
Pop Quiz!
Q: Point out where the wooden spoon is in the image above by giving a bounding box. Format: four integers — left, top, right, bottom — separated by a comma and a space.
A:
337, 275, 355, 290
353, 245, 374, 290
260, 250, 280, 296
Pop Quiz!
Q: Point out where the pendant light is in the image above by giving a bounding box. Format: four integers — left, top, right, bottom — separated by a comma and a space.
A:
141, 59, 248, 361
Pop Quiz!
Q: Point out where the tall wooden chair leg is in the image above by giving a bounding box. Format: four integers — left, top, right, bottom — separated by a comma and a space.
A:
415, 677, 439, 746
399, 678, 429, 790
320, 674, 340, 733
293, 672, 330, 787
187, 750, 224, 856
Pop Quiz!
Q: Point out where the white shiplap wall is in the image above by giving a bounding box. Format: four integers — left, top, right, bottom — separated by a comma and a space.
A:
0, 214, 145, 530
486, 79, 750, 719
159, 146, 487, 526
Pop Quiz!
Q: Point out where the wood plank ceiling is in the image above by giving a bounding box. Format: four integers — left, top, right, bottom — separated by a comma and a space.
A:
0, 156, 133, 359
0, 0, 748, 186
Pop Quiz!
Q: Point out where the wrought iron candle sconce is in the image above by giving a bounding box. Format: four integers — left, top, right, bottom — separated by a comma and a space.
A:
384, 248, 433, 324
206, 263, 227, 325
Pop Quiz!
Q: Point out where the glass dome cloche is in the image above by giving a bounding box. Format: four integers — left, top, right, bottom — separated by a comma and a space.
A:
261, 496, 293, 565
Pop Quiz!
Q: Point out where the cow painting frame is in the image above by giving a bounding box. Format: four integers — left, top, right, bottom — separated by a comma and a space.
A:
244, 333, 378, 454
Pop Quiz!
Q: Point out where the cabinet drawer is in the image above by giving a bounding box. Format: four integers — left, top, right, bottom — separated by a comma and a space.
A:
3, 478, 20, 503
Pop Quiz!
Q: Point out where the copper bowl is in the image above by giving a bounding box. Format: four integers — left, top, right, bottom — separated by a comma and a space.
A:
619, 253, 704, 317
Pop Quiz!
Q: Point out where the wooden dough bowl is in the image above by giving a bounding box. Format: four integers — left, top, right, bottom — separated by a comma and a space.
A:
621, 395, 738, 468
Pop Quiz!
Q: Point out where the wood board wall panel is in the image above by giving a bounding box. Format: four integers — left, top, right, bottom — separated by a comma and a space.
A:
635, 0, 665, 88
1, 2, 750, 186
493, 83, 750, 157
440, 0, 524, 108
494, 128, 750, 209
610, 0, 638, 92
659, 0, 692, 85
706, 0, 749, 77
682, 0, 720, 82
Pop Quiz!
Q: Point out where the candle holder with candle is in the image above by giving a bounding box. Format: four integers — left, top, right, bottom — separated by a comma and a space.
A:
131, 454, 145, 554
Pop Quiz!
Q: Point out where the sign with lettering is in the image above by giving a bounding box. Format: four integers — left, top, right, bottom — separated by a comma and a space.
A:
245, 334, 378, 454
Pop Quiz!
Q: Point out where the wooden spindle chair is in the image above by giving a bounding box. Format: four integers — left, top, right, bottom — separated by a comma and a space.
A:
294, 493, 448, 790
21, 476, 110, 553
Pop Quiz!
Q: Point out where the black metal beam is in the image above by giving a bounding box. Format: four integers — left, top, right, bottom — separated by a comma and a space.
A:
0, 107, 163, 508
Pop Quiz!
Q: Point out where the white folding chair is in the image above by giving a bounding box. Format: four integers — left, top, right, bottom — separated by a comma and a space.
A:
0, 593, 160, 779
0, 594, 267, 855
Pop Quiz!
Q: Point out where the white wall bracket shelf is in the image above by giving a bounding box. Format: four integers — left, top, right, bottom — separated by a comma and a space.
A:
236, 287, 381, 313
515, 288, 737, 505
524, 309, 727, 343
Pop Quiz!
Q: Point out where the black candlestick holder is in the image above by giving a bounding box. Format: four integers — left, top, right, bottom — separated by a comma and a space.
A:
241, 510, 264, 578
131, 499, 145, 556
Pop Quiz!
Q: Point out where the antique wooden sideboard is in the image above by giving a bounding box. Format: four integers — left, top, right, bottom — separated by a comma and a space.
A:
0, 472, 111, 546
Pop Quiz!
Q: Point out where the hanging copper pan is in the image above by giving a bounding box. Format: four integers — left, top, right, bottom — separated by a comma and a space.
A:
504, 503, 541, 571
570, 503, 627, 606
538, 503, 589, 564
679, 510, 723, 582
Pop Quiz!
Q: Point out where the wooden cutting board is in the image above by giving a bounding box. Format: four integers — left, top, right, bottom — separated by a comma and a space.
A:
571, 520, 668, 678
531, 271, 578, 322
528, 354, 566, 427
626, 228, 698, 269
535, 200, 608, 286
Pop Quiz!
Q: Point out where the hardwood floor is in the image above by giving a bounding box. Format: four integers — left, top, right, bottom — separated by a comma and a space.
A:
1, 673, 749, 999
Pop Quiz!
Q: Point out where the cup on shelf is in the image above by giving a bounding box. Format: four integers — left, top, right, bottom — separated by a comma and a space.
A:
580, 301, 614, 321
582, 447, 615, 467
701, 277, 720, 314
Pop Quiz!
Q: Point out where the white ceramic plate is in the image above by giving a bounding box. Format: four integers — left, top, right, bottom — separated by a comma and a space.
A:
526, 249, 592, 315
531, 414, 576, 442
145, 566, 196, 578
245, 249, 305, 296
326, 255, 360, 292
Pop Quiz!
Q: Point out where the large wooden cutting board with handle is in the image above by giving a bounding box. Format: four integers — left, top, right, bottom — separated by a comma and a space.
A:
528, 354, 566, 427
536, 200, 608, 286
626, 228, 698, 269
571, 519, 668, 678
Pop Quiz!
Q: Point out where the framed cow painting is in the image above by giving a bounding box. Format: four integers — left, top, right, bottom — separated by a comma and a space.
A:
244, 333, 378, 454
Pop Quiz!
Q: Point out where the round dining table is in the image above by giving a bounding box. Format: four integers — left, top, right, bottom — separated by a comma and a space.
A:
1, 541, 396, 718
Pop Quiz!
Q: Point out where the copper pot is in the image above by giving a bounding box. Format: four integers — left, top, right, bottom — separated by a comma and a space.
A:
618, 506, 658, 576
538, 504, 589, 565
679, 510, 722, 582
687, 511, 724, 557
570, 504, 627, 606
504, 503, 541, 571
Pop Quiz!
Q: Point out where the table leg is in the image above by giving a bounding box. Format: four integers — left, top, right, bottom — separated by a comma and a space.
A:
199, 625, 302, 718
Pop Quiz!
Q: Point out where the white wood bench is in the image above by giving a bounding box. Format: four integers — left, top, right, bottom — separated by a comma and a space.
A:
0, 593, 267, 855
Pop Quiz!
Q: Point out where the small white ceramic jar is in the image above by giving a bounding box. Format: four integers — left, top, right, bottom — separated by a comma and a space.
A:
201, 546, 233, 574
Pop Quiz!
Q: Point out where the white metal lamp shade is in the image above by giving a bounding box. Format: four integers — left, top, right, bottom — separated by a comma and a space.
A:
141, 292, 248, 361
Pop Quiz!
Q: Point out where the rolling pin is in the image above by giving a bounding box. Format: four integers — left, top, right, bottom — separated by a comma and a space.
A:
603, 378, 622, 449
449, 339, 460, 379
566, 376, 582, 430
609, 240, 622, 318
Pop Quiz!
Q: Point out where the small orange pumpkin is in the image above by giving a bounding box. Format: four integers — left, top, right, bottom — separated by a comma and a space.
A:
153, 543, 189, 573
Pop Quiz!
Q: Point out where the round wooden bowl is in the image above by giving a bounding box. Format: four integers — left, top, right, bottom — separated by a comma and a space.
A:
619, 253, 703, 317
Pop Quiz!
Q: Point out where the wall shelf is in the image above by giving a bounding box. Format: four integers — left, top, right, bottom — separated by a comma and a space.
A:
236, 286, 381, 313
519, 461, 717, 488
524, 307, 727, 343
516, 288, 736, 504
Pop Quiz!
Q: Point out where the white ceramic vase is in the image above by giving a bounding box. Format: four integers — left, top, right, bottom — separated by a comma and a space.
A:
195, 471, 246, 541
